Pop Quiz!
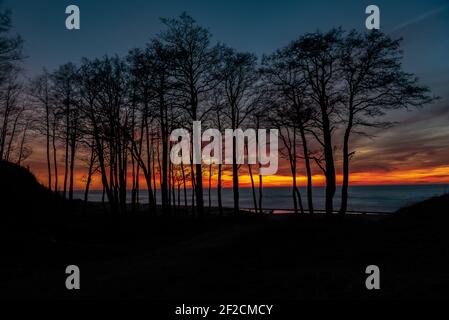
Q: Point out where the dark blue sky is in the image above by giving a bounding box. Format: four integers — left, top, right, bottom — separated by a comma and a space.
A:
4, 0, 449, 179
5, 0, 449, 79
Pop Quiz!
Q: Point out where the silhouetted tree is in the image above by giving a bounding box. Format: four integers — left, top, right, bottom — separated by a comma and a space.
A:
290, 29, 343, 215
220, 47, 260, 214
51, 63, 79, 200
206, 85, 227, 215
143, 40, 175, 213
127, 47, 159, 213
30, 70, 54, 190
261, 48, 315, 214
160, 13, 221, 217
0, 5, 23, 162
0, 73, 22, 161
93, 56, 131, 214
337, 30, 435, 215
0, 5, 22, 85
269, 105, 305, 214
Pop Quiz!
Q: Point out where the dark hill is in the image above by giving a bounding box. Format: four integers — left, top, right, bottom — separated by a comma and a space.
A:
0, 160, 58, 222
396, 192, 449, 221
0, 160, 61, 258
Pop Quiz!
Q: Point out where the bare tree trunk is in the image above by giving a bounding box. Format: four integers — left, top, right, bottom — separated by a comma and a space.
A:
232, 136, 239, 215
181, 164, 188, 210
63, 106, 70, 200
339, 112, 353, 216
293, 130, 304, 214
189, 144, 196, 214
256, 118, 262, 214
83, 144, 95, 214
168, 157, 172, 211
208, 164, 212, 211
171, 164, 176, 209
294, 181, 304, 214
45, 101, 52, 191
248, 163, 258, 214
144, 118, 156, 213
152, 135, 157, 202
52, 117, 59, 193
299, 125, 313, 214
68, 143, 76, 201
160, 102, 169, 214
321, 107, 336, 215
195, 162, 204, 216
5, 109, 21, 162
17, 122, 30, 165
292, 179, 298, 215
119, 145, 128, 215
135, 113, 143, 209
291, 160, 304, 214
131, 155, 136, 214
177, 181, 181, 209
136, 155, 140, 208
258, 174, 263, 214
92, 118, 116, 214
0, 99, 10, 160
217, 163, 223, 216
68, 119, 77, 201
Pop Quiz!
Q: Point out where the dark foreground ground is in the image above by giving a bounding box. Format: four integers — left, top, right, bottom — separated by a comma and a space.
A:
1, 195, 449, 300
1, 159, 448, 300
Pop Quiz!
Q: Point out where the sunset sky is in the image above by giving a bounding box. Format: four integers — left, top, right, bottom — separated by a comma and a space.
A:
5, 0, 449, 189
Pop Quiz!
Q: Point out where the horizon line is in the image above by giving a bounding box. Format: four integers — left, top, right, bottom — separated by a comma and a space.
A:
67, 182, 449, 193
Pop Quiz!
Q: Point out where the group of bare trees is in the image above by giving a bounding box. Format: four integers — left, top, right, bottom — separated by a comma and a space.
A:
261, 28, 434, 215
1, 9, 434, 216
0, 7, 30, 165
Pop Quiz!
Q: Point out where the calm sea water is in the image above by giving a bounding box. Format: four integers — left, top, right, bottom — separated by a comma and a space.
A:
73, 184, 449, 213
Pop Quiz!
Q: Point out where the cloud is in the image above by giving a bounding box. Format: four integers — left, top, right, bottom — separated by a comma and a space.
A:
390, 5, 449, 33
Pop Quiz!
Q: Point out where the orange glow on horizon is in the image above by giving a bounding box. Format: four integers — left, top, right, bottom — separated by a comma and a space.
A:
31, 165, 449, 191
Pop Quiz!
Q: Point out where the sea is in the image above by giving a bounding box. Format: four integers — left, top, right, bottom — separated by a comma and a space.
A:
73, 184, 449, 213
